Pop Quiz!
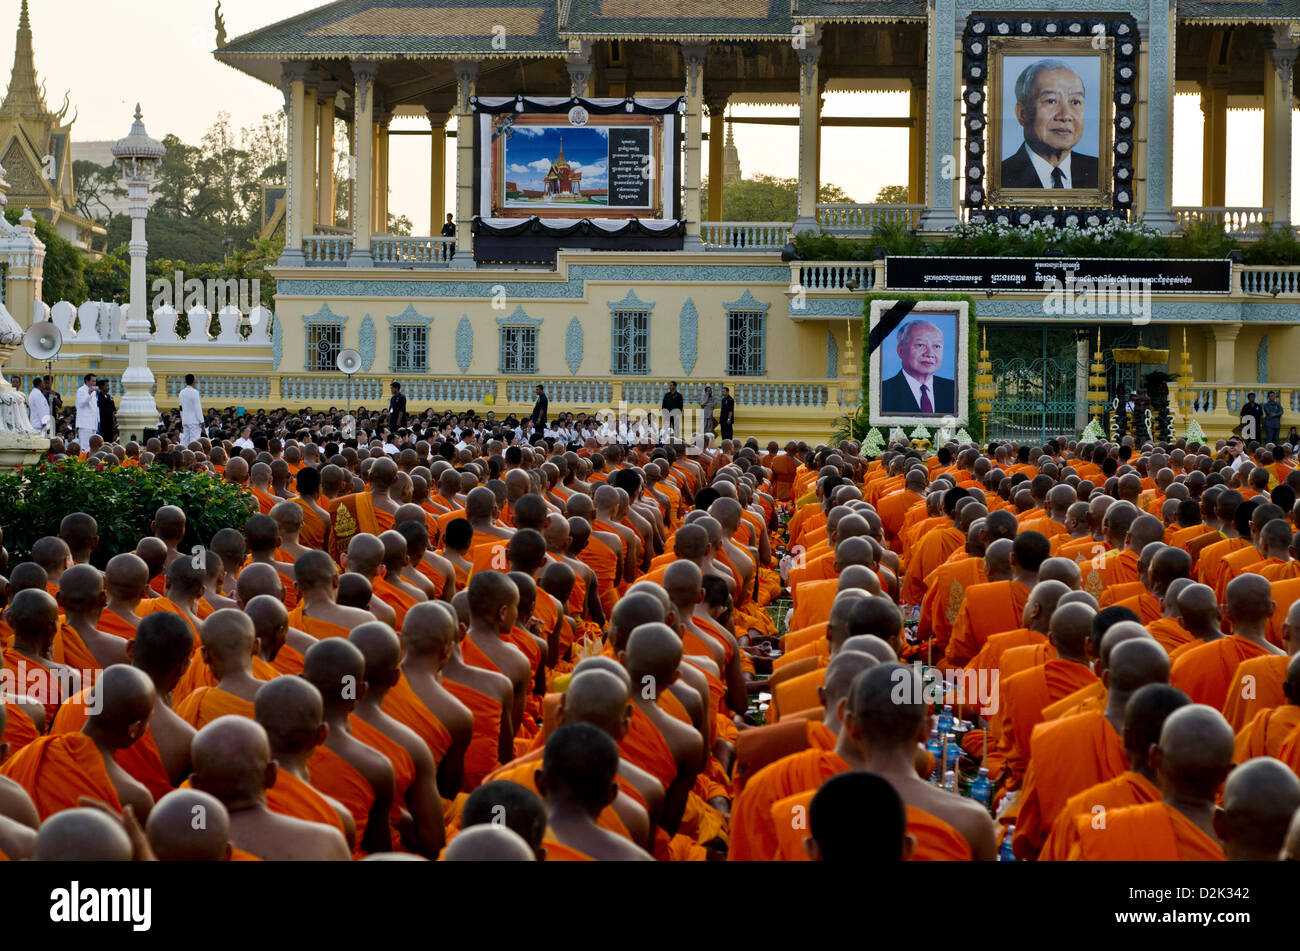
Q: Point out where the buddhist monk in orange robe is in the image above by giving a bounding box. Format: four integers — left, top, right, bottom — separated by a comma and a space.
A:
770, 662, 996, 861
1172, 575, 1283, 709
991, 601, 1099, 789
945, 533, 1041, 667
1012, 636, 1170, 858
0, 665, 157, 821
173, 609, 267, 729
1038, 682, 1188, 860
1069, 705, 1234, 861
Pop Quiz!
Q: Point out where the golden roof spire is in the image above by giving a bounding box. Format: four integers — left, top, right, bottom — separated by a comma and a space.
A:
1, 0, 49, 117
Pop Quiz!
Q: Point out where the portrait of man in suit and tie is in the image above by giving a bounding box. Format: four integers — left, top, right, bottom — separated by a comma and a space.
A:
879, 319, 957, 417
990, 47, 1109, 203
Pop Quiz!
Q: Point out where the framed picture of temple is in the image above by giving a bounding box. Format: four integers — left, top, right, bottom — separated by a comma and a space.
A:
488, 111, 665, 220
985, 37, 1114, 208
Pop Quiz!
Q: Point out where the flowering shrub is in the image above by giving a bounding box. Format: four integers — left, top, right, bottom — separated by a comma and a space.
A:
0, 458, 256, 568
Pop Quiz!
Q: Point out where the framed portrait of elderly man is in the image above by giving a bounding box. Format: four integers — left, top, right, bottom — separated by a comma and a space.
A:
868, 300, 969, 428
986, 37, 1114, 207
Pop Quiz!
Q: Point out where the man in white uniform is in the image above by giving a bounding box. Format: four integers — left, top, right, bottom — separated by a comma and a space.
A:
74, 373, 99, 448
179, 373, 204, 445
27, 377, 51, 436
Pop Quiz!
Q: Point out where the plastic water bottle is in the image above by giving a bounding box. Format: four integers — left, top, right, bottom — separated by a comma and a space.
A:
937, 703, 954, 736
942, 769, 957, 793
970, 767, 992, 808
944, 732, 960, 770
926, 729, 942, 783
999, 826, 1017, 861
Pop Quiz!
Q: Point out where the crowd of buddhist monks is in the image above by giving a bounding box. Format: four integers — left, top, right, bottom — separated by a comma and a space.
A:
2, 424, 1300, 862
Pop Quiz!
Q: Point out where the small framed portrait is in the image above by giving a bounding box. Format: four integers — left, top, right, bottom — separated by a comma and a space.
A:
869, 300, 969, 428
986, 37, 1113, 207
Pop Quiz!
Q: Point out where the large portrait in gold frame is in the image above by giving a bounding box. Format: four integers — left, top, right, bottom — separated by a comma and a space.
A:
984, 36, 1114, 208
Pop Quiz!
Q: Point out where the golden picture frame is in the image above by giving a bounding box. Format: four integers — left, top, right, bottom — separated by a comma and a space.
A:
984, 36, 1115, 208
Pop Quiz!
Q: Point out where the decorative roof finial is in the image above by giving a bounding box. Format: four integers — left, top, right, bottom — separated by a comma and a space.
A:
215, 0, 228, 49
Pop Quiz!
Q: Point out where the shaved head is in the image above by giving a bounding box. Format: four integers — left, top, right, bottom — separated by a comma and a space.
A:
1220, 757, 1300, 860
147, 789, 231, 861
33, 808, 133, 861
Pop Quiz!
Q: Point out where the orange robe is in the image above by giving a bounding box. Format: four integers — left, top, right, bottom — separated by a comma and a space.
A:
381, 673, 453, 764
327, 492, 382, 563
1233, 704, 1300, 762
789, 578, 838, 632
1069, 801, 1225, 861
97, 609, 140, 640
900, 525, 965, 605
290, 497, 328, 550
995, 659, 1099, 787
917, 554, 985, 650
965, 628, 1044, 675
51, 622, 104, 674
577, 533, 620, 616
173, 649, 278, 704
287, 603, 353, 639
0, 733, 121, 820
1222, 654, 1289, 731
1259, 559, 1300, 583
1, 699, 39, 755
350, 714, 414, 844
1114, 591, 1161, 625
173, 686, 257, 729
373, 575, 420, 631
1170, 636, 1275, 709
1039, 770, 1160, 861
729, 729, 843, 861
135, 596, 199, 638
1196, 536, 1251, 591
49, 687, 174, 802
770, 792, 972, 861
307, 744, 375, 857
443, 677, 504, 792
486, 752, 632, 841
2, 647, 72, 721
944, 580, 1031, 667
1011, 709, 1126, 858
1147, 617, 1194, 654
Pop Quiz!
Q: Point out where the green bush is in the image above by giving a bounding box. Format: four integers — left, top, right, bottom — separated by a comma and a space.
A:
0, 459, 256, 568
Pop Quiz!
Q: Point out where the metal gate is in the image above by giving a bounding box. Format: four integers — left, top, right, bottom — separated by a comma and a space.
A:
987, 354, 1086, 443
983, 325, 1170, 443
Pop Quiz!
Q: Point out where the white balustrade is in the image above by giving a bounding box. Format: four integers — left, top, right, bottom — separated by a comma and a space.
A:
49, 300, 74, 337
75, 301, 101, 342
700, 221, 790, 251
186, 305, 211, 342
372, 235, 454, 266
815, 203, 923, 233
216, 305, 242, 343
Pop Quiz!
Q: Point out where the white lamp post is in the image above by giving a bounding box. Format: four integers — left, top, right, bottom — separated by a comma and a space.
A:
111, 105, 165, 443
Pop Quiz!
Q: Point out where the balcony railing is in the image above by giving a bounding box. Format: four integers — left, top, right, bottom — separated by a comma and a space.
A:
1239, 266, 1300, 296
816, 203, 924, 234
700, 221, 790, 251
303, 234, 354, 265
1173, 206, 1272, 238
791, 261, 879, 292
372, 235, 454, 266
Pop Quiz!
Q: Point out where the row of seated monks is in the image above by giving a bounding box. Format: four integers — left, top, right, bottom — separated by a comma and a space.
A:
4, 426, 1300, 861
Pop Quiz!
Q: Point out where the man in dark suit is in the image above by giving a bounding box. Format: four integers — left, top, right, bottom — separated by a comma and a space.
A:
1000, 59, 1098, 190
96, 378, 117, 442
530, 384, 548, 430
661, 381, 684, 437
720, 386, 735, 441
880, 320, 955, 416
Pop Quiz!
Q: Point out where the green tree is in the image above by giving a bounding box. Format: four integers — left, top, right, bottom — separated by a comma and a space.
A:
5, 208, 86, 303
72, 160, 124, 224
700, 174, 854, 221
875, 184, 909, 204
